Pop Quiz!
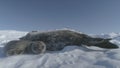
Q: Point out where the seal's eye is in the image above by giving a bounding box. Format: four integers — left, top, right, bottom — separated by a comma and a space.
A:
41, 45, 44, 49
30, 43, 40, 50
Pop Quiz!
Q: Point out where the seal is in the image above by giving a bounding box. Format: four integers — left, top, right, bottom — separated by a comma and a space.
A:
4, 30, 119, 56
20, 30, 119, 51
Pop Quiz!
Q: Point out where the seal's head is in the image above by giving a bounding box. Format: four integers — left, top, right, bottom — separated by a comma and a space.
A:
25, 41, 46, 54
4, 40, 46, 56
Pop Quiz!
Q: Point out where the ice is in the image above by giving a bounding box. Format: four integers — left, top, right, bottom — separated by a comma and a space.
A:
0, 30, 27, 47
0, 30, 120, 68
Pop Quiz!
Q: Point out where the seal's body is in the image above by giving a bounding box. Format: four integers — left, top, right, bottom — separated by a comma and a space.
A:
4, 30, 119, 56
20, 30, 119, 51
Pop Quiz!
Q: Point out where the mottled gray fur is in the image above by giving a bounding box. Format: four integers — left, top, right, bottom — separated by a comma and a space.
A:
4, 40, 46, 56
20, 30, 119, 51
4, 30, 119, 56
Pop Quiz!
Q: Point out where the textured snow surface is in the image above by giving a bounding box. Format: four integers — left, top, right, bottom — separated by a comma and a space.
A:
0, 30, 120, 68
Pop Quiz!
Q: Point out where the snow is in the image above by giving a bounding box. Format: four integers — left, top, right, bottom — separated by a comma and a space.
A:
0, 30, 120, 68
0, 30, 27, 47
90, 32, 120, 39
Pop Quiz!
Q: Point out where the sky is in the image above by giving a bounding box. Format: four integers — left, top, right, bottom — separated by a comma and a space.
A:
0, 0, 120, 34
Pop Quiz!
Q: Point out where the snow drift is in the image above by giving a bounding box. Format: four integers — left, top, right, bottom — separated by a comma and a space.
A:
0, 30, 120, 68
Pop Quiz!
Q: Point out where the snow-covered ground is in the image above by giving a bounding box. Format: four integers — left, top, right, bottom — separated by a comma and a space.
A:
0, 30, 120, 68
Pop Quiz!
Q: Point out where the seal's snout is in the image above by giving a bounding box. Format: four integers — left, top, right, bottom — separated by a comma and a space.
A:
26, 41, 46, 54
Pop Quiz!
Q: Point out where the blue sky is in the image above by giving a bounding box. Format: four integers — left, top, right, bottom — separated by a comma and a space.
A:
0, 0, 120, 34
